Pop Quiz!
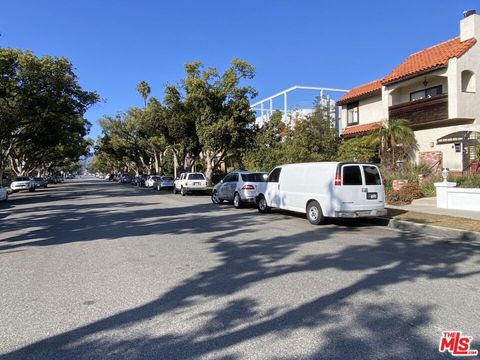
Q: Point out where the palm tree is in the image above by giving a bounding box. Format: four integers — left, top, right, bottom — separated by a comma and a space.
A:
136, 80, 151, 109
368, 118, 417, 169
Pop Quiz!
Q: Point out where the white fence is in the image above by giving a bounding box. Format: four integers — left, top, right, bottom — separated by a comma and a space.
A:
435, 182, 480, 211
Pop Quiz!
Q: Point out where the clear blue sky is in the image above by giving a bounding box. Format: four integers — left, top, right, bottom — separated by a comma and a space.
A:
1, 0, 478, 139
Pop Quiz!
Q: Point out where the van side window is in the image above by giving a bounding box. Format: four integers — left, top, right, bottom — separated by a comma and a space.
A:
342, 165, 362, 185
363, 165, 381, 185
268, 168, 281, 183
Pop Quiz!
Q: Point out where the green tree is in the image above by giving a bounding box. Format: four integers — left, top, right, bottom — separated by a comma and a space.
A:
183, 59, 257, 185
336, 137, 378, 163
0, 48, 99, 178
368, 118, 417, 169
282, 102, 339, 164
242, 110, 286, 171
136, 80, 151, 109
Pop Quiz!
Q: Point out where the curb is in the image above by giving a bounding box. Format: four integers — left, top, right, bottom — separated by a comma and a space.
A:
383, 218, 480, 241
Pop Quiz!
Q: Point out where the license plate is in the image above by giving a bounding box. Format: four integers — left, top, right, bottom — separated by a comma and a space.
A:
194, 182, 200, 185
367, 192, 377, 200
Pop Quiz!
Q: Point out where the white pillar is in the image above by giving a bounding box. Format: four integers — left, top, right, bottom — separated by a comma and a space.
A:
434, 181, 457, 208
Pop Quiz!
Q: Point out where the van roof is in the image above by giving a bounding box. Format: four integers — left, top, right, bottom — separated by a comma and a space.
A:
277, 162, 376, 168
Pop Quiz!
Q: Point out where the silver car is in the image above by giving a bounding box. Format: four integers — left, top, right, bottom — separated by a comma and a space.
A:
153, 176, 174, 191
211, 171, 268, 208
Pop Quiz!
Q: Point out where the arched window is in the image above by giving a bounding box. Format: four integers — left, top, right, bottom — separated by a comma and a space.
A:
461, 70, 476, 92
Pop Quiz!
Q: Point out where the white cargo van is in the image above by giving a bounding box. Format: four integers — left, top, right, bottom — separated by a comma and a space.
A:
256, 162, 386, 225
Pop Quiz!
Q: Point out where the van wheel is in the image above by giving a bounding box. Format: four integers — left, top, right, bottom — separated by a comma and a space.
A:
180, 187, 186, 196
233, 193, 243, 209
173, 187, 178, 194
257, 195, 270, 214
307, 201, 324, 225
211, 190, 223, 204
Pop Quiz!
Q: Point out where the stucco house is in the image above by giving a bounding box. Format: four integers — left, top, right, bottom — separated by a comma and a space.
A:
337, 11, 480, 172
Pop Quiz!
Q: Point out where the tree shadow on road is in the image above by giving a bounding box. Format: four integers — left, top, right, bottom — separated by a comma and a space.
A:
1, 180, 479, 359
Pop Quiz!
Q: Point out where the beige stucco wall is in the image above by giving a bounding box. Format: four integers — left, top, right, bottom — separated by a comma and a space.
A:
340, 94, 383, 129
451, 42, 480, 123
414, 125, 478, 171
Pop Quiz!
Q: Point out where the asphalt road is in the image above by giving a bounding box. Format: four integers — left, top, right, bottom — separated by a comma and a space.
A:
0, 178, 479, 359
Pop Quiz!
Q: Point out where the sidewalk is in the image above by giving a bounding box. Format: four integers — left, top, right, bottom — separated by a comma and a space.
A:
384, 197, 480, 240
388, 197, 480, 221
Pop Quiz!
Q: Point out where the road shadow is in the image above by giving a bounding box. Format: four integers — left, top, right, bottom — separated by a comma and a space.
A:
1, 180, 479, 359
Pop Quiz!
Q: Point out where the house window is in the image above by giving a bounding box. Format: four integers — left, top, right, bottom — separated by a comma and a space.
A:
461, 70, 475, 92
347, 102, 359, 125
410, 85, 443, 101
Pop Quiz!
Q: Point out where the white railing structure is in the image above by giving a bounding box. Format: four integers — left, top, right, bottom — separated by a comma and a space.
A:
250, 85, 349, 128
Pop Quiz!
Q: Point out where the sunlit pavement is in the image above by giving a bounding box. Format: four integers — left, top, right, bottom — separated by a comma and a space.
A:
0, 178, 478, 359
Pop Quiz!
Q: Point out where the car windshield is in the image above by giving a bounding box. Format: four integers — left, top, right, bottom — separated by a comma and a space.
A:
162, 177, 173, 181
15, 177, 30, 181
241, 173, 267, 182
188, 174, 205, 180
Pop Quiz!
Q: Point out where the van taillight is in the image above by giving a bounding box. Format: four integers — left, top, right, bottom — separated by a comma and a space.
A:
334, 172, 342, 186
241, 184, 255, 190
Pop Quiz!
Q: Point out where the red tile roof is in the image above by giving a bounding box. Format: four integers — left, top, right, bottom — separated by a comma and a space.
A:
341, 121, 383, 137
336, 79, 382, 105
382, 37, 476, 85
337, 37, 476, 105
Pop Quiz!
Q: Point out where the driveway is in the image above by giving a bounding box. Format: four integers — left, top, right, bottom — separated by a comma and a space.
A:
0, 178, 479, 359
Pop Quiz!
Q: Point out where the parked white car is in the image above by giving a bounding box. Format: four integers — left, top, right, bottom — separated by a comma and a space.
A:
173, 172, 207, 196
10, 176, 36, 192
145, 175, 161, 188
256, 162, 386, 225
212, 171, 268, 208
0, 186, 8, 202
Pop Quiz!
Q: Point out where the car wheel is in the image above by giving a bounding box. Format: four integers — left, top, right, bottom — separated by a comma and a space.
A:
156, 185, 161, 191
211, 190, 223, 204
173, 187, 178, 194
257, 195, 270, 214
233, 193, 243, 209
29, 187, 35, 192
306, 201, 324, 225
180, 187, 186, 196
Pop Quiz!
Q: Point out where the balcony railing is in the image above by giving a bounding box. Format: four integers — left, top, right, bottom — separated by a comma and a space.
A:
388, 94, 448, 127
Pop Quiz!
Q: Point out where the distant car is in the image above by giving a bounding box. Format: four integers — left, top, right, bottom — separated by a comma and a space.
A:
212, 171, 268, 208
132, 175, 148, 187
0, 186, 8, 202
10, 176, 36, 192
153, 176, 174, 191
33, 177, 48, 188
145, 175, 161, 188
173, 172, 207, 196
118, 174, 132, 183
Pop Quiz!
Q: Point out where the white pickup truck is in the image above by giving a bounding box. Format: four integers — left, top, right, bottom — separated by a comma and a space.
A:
173, 172, 208, 196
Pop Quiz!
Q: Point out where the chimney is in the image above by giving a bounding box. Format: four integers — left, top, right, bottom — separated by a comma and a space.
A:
460, 10, 480, 41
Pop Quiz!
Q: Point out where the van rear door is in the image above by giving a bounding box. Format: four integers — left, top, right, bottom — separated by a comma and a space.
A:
338, 164, 384, 211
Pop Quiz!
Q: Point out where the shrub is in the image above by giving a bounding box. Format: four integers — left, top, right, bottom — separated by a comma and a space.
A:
386, 182, 422, 205
454, 174, 480, 188
336, 137, 378, 163
419, 175, 442, 197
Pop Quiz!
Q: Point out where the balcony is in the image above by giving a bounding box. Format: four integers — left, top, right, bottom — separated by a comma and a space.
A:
388, 94, 448, 128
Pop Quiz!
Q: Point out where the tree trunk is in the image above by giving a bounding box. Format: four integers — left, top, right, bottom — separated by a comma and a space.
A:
204, 151, 214, 186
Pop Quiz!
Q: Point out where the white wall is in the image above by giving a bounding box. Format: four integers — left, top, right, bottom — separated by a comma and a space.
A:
436, 183, 480, 211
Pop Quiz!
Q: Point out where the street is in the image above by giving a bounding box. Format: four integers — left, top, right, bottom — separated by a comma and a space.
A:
0, 178, 479, 359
